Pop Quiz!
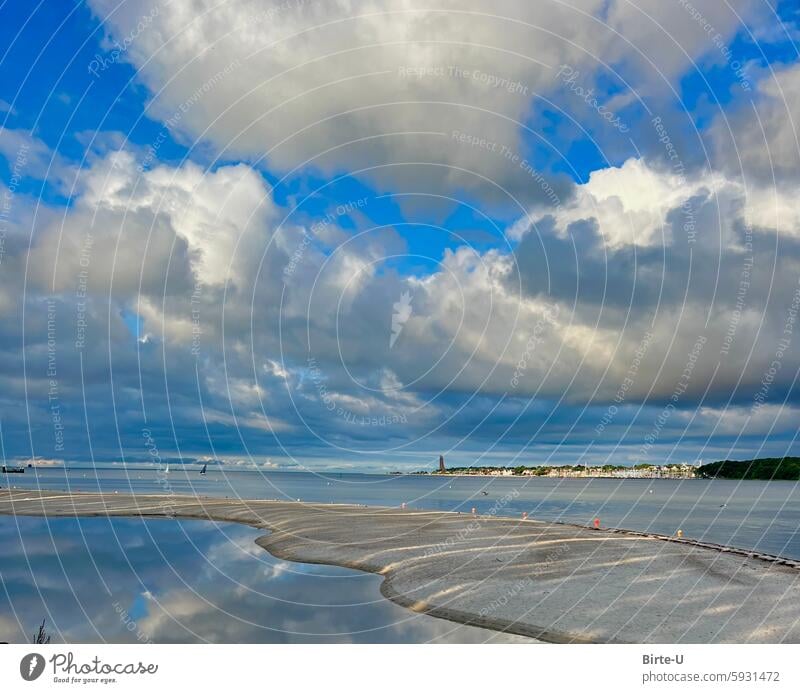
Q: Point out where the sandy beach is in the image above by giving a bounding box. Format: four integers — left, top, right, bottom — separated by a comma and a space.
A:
1, 489, 799, 643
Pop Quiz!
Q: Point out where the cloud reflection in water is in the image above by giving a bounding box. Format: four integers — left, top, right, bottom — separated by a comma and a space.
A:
0, 517, 530, 643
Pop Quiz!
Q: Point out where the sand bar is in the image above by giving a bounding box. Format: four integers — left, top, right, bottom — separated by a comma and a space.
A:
1, 489, 799, 643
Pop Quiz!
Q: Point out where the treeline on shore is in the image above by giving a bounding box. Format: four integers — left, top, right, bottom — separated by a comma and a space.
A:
695, 457, 800, 480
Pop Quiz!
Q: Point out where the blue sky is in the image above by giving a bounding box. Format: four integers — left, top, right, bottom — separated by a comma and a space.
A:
1, 0, 800, 471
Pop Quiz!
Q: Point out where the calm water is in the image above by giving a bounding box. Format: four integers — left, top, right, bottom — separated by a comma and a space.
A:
2, 467, 799, 643
5, 466, 800, 558
0, 516, 526, 644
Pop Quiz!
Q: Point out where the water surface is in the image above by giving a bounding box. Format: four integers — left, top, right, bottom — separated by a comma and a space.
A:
6, 466, 800, 558
0, 515, 527, 644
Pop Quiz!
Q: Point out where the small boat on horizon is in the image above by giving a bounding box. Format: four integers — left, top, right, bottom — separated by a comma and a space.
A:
200, 464, 207, 475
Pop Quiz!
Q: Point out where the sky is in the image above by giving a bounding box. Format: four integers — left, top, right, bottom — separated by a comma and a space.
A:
0, 0, 799, 472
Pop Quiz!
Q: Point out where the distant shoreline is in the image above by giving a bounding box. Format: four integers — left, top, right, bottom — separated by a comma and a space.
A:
426, 471, 698, 480
425, 457, 800, 481
5, 457, 800, 481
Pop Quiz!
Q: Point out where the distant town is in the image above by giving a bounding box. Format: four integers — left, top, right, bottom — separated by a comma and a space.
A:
418, 456, 800, 481
427, 461, 697, 479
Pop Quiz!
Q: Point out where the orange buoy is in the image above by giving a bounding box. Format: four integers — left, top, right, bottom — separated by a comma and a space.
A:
593, 518, 600, 529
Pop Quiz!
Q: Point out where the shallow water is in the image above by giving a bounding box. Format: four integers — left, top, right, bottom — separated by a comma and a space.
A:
0, 516, 528, 644
6, 466, 800, 558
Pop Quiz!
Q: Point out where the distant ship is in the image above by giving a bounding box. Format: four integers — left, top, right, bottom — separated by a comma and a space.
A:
1, 465, 25, 474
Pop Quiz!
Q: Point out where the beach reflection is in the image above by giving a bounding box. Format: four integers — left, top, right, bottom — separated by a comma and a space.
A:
0, 516, 529, 644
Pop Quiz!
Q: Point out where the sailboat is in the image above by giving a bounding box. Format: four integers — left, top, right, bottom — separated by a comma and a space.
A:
200, 464, 207, 475
164, 463, 170, 474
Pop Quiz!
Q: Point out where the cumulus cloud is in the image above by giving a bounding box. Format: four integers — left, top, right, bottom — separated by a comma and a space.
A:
3, 1, 798, 466
509, 158, 712, 248
513, 155, 800, 248
84, 0, 766, 210
4, 142, 800, 464
507, 157, 800, 405
713, 61, 800, 182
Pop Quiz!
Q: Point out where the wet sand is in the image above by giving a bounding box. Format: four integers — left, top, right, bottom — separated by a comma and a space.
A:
1, 489, 799, 643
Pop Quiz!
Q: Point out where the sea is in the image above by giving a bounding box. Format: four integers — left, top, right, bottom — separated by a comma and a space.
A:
1, 465, 798, 644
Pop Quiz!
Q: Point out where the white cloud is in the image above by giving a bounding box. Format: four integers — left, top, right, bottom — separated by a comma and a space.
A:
512, 157, 713, 247
85, 0, 766, 200
83, 151, 276, 286
26, 150, 277, 308
0, 127, 76, 192
30, 151, 800, 406
713, 61, 800, 181
513, 157, 800, 247
9, 144, 800, 457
